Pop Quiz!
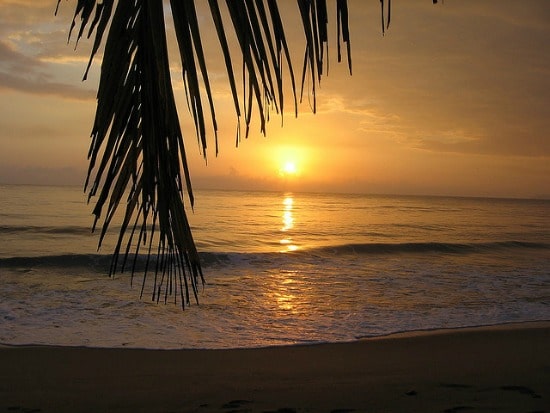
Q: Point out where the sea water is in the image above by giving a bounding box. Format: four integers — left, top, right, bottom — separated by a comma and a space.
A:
0, 184, 549, 349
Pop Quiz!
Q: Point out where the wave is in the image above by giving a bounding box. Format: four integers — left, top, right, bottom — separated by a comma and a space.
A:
1, 241, 547, 271
0, 225, 91, 235
0, 254, 113, 270
307, 240, 550, 255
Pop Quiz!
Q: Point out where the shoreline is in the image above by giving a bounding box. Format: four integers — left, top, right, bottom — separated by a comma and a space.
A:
2, 319, 548, 351
1, 321, 548, 412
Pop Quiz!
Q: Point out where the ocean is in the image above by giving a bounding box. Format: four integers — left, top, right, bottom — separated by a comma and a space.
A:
0, 184, 549, 349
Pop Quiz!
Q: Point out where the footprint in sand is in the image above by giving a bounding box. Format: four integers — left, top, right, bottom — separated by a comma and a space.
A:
500, 385, 542, 399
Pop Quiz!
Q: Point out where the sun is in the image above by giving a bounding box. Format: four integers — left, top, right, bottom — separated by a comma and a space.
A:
272, 145, 307, 179
281, 161, 297, 176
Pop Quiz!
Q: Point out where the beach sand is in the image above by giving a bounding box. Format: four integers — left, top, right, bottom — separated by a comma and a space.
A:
1, 322, 548, 413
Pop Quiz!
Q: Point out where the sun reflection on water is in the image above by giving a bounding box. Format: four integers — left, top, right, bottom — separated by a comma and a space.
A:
280, 194, 298, 252
266, 270, 301, 315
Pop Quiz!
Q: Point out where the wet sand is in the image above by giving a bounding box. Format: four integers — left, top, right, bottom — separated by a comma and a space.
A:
1, 322, 548, 412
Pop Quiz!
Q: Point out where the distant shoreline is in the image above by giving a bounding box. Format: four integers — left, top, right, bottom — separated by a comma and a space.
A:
2, 182, 549, 201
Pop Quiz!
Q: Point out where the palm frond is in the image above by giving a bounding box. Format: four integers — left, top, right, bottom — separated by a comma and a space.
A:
60, 0, 416, 307
337, 0, 352, 75
380, 0, 392, 35
66, 0, 202, 308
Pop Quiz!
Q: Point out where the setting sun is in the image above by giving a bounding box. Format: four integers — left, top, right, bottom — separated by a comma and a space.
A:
281, 161, 297, 176
273, 145, 308, 179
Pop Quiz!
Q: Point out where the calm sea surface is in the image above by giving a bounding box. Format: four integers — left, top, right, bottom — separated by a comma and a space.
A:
1, 184, 549, 349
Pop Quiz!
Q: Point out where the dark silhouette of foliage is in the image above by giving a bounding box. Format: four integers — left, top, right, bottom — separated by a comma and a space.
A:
56, 1, 434, 308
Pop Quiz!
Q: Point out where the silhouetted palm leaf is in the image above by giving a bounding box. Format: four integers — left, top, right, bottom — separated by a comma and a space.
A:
58, 1, 409, 307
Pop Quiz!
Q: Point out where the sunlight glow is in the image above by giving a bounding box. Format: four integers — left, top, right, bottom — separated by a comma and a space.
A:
282, 161, 297, 175
280, 194, 298, 252
272, 146, 308, 180
279, 160, 299, 178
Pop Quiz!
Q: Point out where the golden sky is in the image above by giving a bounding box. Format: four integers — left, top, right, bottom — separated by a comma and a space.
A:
0, 1, 549, 198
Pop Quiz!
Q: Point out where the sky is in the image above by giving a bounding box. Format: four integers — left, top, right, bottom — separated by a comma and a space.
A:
0, 1, 549, 199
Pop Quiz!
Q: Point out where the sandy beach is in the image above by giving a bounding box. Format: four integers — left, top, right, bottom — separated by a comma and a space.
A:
1, 322, 548, 413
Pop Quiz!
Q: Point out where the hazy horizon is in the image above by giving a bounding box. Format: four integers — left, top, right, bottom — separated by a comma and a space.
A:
2, 178, 549, 201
